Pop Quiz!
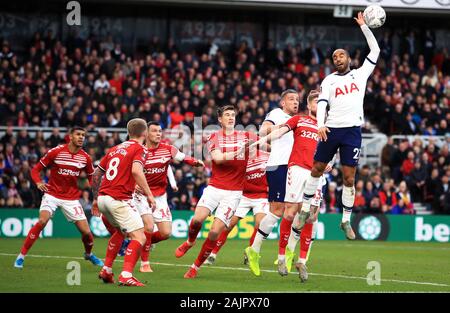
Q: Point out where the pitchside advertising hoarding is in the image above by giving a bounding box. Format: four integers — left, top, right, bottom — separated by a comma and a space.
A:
0, 209, 449, 242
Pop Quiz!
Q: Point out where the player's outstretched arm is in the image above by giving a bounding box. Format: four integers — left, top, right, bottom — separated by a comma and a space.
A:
250, 125, 289, 149
171, 146, 204, 167
355, 11, 380, 62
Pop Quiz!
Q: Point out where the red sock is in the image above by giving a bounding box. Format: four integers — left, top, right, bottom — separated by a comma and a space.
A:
141, 231, 152, 262
278, 217, 293, 255
299, 223, 314, 259
211, 229, 230, 254
104, 231, 124, 268
194, 238, 217, 268
249, 227, 258, 246
21, 223, 44, 255
188, 220, 202, 244
151, 231, 167, 244
82, 233, 94, 255
102, 215, 117, 235
123, 240, 142, 274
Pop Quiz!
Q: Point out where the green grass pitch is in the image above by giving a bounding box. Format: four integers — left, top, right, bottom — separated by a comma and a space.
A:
1, 238, 449, 292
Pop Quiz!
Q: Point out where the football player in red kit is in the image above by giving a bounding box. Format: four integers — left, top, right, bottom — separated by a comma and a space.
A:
133, 121, 204, 272
93, 118, 156, 287
175, 104, 255, 279
14, 126, 103, 268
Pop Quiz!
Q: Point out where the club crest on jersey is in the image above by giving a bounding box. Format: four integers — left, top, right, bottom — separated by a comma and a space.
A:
335, 83, 359, 97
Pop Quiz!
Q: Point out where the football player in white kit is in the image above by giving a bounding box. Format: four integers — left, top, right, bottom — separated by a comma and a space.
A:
243, 89, 298, 276
298, 12, 380, 239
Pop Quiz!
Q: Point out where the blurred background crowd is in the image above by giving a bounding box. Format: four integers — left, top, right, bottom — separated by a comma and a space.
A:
0, 19, 449, 214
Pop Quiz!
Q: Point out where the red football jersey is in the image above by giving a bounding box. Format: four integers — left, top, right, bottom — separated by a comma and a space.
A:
243, 150, 269, 199
98, 140, 147, 200
39, 144, 94, 200
144, 143, 177, 197
207, 130, 254, 191
285, 115, 319, 170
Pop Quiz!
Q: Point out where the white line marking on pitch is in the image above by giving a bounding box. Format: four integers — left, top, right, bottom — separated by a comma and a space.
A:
1, 252, 449, 288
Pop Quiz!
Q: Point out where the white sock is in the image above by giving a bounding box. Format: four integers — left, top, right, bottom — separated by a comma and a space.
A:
287, 213, 300, 252
278, 254, 285, 262
301, 176, 321, 213
191, 264, 199, 271
342, 209, 352, 223
103, 266, 113, 274
120, 271, 132, 278
141, 261, 149, 266
341, 185, 355, 223
287, 229, 300, 252
209, 253, 217, 258
251, 212, 280, 253
299, 258, 307, 265
18, 253, 25, 259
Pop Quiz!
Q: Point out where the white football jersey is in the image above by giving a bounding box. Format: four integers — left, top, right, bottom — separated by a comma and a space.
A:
263, 108, 294, 166
318, 57, 376, 128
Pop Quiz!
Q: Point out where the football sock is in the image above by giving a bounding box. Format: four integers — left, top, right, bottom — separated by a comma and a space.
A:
278, 217, 293, 255
141, 231, 152, 262
122, 240, 142, 275
342, 186, 355, 223
104, 231, 125, 268
151, 231, 166, 244
81, 233, 94, 255
301, 176, 321, 212
21, 222, 44, 255
252, 212, 279, 253
299, 223, 314, 263
187, 220, 202, 244
287, 215, 301, 252
212, 229, 230, 254
194, 238, 217, 268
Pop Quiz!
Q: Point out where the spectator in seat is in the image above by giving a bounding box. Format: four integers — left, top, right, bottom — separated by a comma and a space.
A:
396, 181, 415, 214
401, 151, 415, 178
435, 174, 449, 214
379, 181, 398, 213
6, 180, 23, 207
363, 181, 378, 206
366, 196, 382, 214
409, 159, 427, 202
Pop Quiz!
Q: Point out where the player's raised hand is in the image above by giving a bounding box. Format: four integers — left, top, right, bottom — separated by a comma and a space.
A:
318, 126, 331, 142
36, 182, 49, 192
354, 11, 365, 26
324, 163, 333, 173
91, 200, 100, 217
147, 194, 156, 210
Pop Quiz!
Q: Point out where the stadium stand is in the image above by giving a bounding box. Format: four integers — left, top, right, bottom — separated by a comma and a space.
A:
0, 7, 449, 215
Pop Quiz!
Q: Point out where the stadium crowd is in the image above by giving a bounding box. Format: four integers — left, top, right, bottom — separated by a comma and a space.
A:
0, 28, 449, 214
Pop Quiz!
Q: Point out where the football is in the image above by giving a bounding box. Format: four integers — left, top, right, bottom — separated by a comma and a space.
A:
363, 4, 386, 28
